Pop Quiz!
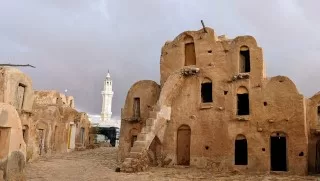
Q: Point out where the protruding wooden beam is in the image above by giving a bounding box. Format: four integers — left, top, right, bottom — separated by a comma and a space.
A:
201, 20, 207, 33
0, 64, 36, 68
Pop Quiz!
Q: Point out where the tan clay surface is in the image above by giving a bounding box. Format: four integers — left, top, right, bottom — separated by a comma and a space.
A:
25, 147, 318, 181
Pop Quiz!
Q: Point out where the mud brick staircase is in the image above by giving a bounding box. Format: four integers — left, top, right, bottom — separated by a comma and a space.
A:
120, 67, 199, 172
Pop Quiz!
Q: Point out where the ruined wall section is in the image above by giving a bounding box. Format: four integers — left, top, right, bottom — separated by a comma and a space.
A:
67, 96, 75, 108
119, 80, 160, 162
34, 90, 61, 105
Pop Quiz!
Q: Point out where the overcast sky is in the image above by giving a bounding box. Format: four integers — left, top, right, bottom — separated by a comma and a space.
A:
1, 0, 320, 117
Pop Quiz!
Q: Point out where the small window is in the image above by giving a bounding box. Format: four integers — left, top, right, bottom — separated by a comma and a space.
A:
237, 86, 249, 115
133, 97, 140, 118
239, 46, 250, 73
201, 78, 213, 103
70, 100, 73, 107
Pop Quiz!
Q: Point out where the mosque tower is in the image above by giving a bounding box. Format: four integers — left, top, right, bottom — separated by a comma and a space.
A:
101, 70, 114, 124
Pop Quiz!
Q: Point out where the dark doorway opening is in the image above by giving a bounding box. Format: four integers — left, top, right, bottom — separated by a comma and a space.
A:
177, 125, 191, 165
131, 135, 137, 147
201, 82, 212, 103
237, 93, 249, 115
270, 133, 287, 171
317, 105, 320, 122
185, 42, 196, 66
239, 46, 250, 73
315, 140, 320, 173
235, 135, 248, 165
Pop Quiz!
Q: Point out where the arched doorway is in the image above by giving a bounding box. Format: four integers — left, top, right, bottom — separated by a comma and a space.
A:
270, 132, 287, 171
315, 140, 320, 173
177, 125, 191, 165
235, 134, 248, 165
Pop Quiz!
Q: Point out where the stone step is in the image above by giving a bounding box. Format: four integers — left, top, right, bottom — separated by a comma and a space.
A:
123, 157, 134, 165
137, 133, 148, 141
146, 118, 155, 126
130, 145, 145, 153
133, 140, 146, 147
128, 151, 142, 158
141, 126, 152, 133
153, 105, 161, 112
149, 111, 158, 119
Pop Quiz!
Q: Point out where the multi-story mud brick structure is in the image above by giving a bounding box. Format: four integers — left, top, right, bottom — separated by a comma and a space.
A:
118, 27, 320, 175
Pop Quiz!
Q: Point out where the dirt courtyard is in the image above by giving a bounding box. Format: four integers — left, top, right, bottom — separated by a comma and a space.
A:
25, 147, 319, 181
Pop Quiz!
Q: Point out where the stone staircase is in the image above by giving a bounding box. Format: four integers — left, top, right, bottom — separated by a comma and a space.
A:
121, 106, 168, 172
120, 67, 198, 172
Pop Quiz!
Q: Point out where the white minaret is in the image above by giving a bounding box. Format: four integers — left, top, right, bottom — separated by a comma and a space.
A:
101, 70, 114, 124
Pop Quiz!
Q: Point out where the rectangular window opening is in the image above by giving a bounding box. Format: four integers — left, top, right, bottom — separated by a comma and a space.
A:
133, 97, 140, 118
201, 82, 213, 103
237, 94, 249, 115
240, 50, 250, 73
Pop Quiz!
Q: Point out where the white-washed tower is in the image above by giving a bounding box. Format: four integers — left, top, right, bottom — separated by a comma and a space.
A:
101, 70, 113, 124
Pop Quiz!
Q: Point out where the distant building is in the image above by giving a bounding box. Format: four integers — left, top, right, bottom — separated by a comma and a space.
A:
101, 70, 114, 124
88, 71, 120, 146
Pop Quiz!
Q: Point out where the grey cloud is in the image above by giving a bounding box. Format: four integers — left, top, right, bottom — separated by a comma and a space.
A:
1, 0, 320, 116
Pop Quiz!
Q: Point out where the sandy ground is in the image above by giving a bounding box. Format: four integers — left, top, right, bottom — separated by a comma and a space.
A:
25, 147, 319, 181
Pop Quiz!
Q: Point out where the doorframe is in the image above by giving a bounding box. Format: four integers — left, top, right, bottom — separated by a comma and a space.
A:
270, 132, 288, 172
176, 124, 191, 166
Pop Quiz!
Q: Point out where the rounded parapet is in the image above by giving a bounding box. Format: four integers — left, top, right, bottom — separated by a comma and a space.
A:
232, 35, 258, 47
122, 80, 160, 122
265, 76, 300, 95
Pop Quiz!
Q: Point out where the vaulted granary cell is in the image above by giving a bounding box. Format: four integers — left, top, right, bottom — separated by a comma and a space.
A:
184, 35, 196, 66
239, 46, 250, 73
201, 78, 213, 103
237, 86, 249, 115
133, 97, 140, 118
270, 132, 287, 171
177, 125, 191, 165
235, 134, 248, 165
